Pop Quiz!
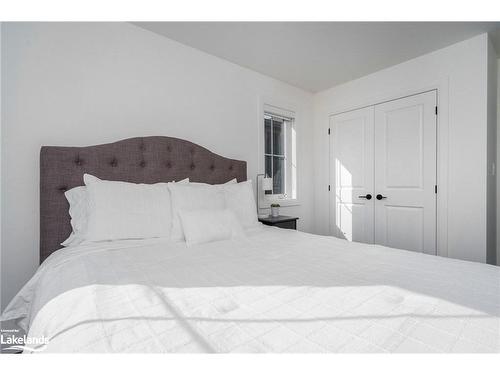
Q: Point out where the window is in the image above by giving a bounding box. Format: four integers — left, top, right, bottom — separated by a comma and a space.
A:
262, 108, 297, 203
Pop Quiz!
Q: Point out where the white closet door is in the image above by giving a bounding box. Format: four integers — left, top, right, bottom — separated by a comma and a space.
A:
374, 90, 437, 254
330, 107, 374, 244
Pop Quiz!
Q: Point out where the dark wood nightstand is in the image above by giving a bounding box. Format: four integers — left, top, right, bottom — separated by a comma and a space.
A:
258, 215, 299, 230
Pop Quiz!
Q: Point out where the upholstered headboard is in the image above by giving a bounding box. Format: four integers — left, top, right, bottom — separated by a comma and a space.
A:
40, 136, 247, 263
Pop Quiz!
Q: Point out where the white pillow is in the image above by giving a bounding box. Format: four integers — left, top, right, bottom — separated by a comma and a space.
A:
168, 183, 226, 241
62, 175, 188, 244
222, 180, 258, 228
179, 209, 244, 246
61, 186, 90, 246
83, 174, 190, 242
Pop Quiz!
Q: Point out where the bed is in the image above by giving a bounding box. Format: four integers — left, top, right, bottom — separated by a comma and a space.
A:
1, 136, 499, 353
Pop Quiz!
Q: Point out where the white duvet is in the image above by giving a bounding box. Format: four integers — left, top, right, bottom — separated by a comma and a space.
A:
2, 226, 499, 353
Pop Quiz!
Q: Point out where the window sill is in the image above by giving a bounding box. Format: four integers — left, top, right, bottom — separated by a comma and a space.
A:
258, 198, 300, 209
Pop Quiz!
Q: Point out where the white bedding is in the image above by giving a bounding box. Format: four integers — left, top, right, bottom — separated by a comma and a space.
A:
2, 226, 499, 353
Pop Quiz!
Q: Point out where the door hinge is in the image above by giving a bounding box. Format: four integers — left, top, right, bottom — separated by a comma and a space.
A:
434, 185, 437, 194
435, 106, 438, 115
328, 185, 331, 191
328, 128, 331, 135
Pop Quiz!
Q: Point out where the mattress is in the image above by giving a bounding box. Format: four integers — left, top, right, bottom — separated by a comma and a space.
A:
2, 225, 499, 353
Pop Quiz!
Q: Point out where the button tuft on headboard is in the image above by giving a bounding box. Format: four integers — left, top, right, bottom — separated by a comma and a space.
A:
140, 161, 146, 168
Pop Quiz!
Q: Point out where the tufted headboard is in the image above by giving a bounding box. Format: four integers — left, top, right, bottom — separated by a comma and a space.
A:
40, 136, 247, 263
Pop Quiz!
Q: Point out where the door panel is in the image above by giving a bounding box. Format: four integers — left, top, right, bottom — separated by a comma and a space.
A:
374, 91, 437, 254
385, 205, 424, 251
330, 107, 374, 243
385, 105, 423, 188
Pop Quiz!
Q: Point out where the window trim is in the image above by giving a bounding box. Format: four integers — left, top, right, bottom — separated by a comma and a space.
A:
258, 101, 300, 209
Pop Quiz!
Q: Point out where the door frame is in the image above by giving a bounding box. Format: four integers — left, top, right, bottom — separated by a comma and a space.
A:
328, 79, 449, 258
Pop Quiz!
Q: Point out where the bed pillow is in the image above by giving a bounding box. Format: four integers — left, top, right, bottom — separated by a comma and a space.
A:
168, 183, 226, 241
179, 209, 244, 246
84, 174, 170, 242
79, 174, 188, 242
222, 180, 258, 228
61, 186, 91, 246
62, 176, 190, 246
62, 175, 109, 246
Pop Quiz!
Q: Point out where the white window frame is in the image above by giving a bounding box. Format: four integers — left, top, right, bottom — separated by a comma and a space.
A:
258, 102, 299, 209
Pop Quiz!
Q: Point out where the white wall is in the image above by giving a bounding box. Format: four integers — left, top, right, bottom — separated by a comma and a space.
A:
0, 22, 315, 309
313, 34, 491, 264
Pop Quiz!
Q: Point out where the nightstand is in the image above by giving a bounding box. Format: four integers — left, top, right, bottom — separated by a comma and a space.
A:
258, 215, 299, 230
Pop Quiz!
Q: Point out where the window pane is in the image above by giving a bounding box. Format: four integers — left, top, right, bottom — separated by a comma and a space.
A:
265, 155, 272, 194
273, 156, 285, 195
272, 119, 284, 156
264, 118, 272, 154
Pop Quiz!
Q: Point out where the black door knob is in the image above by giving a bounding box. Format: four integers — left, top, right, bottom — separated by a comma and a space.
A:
376, 194, 387, 200
358, 194, 372, 200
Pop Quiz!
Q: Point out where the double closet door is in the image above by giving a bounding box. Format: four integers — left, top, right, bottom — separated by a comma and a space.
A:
331, 90, 437, 254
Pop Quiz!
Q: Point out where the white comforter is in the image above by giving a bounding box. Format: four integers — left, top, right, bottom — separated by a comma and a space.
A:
2, 226, 499, 353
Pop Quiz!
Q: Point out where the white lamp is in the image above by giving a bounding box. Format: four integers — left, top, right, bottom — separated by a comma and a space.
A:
256, 174, 273, 217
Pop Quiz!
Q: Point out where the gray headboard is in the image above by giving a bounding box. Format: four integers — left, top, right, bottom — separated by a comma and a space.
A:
40, 136, 247, 263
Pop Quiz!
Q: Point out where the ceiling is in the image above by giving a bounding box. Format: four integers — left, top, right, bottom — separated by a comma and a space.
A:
134, 22, 500, 93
